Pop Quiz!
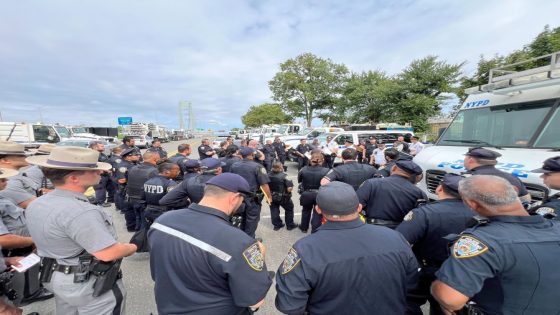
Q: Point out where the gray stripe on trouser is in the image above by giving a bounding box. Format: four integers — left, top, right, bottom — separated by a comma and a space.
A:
151, 222, 232, 262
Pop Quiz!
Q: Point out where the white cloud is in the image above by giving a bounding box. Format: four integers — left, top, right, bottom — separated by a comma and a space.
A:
0, 0, 558, 128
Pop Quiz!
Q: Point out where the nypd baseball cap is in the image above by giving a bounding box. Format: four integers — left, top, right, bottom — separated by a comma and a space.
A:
200, 158, 226, 170
316, 182, 359, 216
240, 147, 255, 157
206, 173, 251, 194
465, 147, 501, 159
184, 159, 201, 168
532, 156, 560, 173
395, 160, 423, 176
121, 148, 140, 157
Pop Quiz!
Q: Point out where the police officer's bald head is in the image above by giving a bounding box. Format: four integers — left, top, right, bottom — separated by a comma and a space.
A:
458, 175, 523, 215
143, 151, 160, 164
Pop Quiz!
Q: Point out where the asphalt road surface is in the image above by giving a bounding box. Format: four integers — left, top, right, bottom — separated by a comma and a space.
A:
23, 138, 429, 315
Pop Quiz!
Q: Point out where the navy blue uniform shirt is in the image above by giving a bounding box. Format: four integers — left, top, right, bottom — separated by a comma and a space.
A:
147, 146, 168, 159
530, 194, 560, 220
466, 165, 528, 197
159, 173, 215, 206
221, 156, 242, 173
198, 144, 214, 160
396, 199, 475, 263
323, 161, 377, 190
148, 204, 272, 315
436, 215, 560, 314
230, 160, 269, 191
275, 218, 418, 315
357, 175, 427, 221
142, 175, 177, 206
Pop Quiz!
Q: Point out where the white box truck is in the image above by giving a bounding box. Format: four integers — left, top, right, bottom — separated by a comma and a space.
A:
0, 122, 72, 147
414, 51, 560, 203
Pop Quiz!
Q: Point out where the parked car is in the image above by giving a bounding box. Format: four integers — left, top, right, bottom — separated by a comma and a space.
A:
131, 135, 152, 148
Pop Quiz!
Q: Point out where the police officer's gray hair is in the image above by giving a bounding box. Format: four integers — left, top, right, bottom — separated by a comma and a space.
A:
458, 175, 518, 206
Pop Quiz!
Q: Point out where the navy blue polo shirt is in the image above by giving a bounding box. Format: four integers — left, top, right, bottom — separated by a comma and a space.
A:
148, 204, 273, 315
436, 215, 560, 314
396, 199, 475, 263
356, 175, 427, 221
275, 218, 417, 315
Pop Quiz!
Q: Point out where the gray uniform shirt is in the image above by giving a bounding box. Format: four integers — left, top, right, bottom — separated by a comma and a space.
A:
22, 165, 53, 189
0, 197, 28, 236
26, 189, 118, 265
0, 173, 38, 205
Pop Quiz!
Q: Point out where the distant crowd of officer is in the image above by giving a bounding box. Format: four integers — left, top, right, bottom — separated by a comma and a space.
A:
2, 134, 560, 315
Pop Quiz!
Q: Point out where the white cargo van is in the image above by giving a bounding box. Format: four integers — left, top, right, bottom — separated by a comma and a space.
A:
414, 51, 560, 202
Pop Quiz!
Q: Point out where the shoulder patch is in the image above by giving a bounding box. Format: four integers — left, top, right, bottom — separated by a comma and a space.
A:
167, 185, 176, 192
118, 167, 127, 173
403, 211, 414, 221
535, 207, 556, 216
453, 235, 488, 259
281, 247, 301, 275
260, 167, 267, 174
242, 243, 264, 271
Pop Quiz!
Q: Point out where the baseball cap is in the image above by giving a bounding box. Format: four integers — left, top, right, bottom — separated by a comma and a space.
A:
200, 158, 226, 170
440, 173, 464, 193
465, 147, 501, 159
240, 147, 255, 157
184, 159, 201, 168
395, 160, 423, 175
316, 182, 359, 216
121, 148, 140, 157
206, 173, 251, 194
532, 156, 560, 173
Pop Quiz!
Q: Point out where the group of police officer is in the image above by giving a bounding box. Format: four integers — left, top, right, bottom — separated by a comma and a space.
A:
2, 134, 560, 314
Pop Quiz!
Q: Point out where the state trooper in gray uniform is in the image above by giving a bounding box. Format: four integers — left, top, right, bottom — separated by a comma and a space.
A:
22, 143, 55, 193
0, 142, 38, 209
25, 146, 137, 315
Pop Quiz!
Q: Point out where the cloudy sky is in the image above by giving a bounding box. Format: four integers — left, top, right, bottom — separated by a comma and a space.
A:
1, 0, 559, 130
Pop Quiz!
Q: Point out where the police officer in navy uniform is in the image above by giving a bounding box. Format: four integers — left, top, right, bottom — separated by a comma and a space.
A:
294, 139, 312, 170
298, 152, 329, 233
273, 136, 287, 167
396, 174, 475, 315
148, 173, 273, 314
198, 138, 216, 160
90, 141, 114, 206
364, 136, 378, 164
377, 148, 402, 178
159, 158, 224, 208
115, 148, 141, 230
463, 147, 530, 203
167, 143, 192, 181
119, 136, 142, 156
357, 160, 427, 228
530, 156, 560, 219
126, 151, 159, 231
183, 159, 202, 182
268, 162, 297, 231
26, 146, 137, 315
320, 148, 377, 190
275, 181, 418, 314
142, 162, 181, 227
108, 147, 124, 211
230, 147, 272, 238
432, 175, 560, 314
146, 138, 168, 159
220, 145, 242, 173
262, 139, 277, 172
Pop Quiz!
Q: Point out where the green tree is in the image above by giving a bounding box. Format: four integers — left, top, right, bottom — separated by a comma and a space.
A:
268, 53, 349, 127
241, 103, 291, 128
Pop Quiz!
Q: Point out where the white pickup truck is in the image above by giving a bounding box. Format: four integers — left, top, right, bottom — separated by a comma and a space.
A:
414, 51, 560, 203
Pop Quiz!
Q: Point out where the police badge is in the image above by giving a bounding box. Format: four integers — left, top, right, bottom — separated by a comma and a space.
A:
242, 243, 264, 271
453, 235, 488, 259
281, 247, 301, 275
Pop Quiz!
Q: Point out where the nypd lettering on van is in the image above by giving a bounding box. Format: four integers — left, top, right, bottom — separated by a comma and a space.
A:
462, 99, 490, 109
436, 159, 530, 178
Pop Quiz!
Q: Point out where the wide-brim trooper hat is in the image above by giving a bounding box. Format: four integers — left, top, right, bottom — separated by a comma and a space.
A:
0, 141, 27, 156
0, 168, 18, 178
26, 146, 111, 171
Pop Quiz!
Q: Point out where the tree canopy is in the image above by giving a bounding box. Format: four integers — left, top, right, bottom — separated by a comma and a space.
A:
241, 103, 291, 128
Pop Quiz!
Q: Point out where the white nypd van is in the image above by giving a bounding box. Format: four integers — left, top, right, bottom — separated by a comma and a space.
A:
414, 51, 560, 202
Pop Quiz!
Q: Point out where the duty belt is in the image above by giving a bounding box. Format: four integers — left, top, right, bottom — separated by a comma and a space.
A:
366, 218, 400, 228
146, 205, 168, 211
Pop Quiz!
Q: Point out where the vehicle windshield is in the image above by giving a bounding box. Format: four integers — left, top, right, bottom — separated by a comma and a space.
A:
316, 133, 337, 143
276, 125, 288, 134
72, 127, 88, 133
54, 126, 71, 138
438, 99, 556, 148
297, 128, 314, 136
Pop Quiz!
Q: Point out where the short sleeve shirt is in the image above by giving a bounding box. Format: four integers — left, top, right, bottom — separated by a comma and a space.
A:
0, 197, 29, 236
148, 204, 272, 314
26, 189, 118, 265
0, 174, 38, 205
